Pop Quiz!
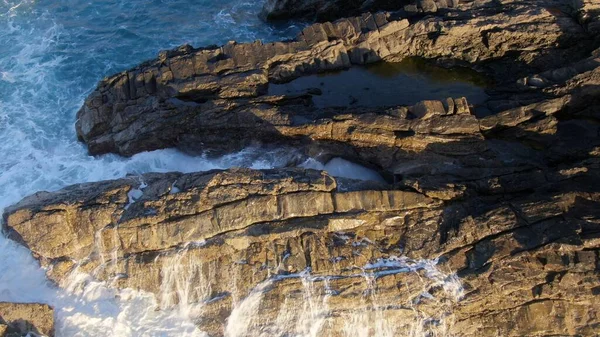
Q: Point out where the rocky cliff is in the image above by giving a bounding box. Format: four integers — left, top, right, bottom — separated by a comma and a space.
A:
75, 0, 597, 158
9, 55, 600, 331
3, 159, 600, 335
4, 0, 600, 335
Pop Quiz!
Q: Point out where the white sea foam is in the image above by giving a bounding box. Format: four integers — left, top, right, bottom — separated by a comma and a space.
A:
225, 258, 463, 337
0, 236, 207, 337
300, 157, 386, 183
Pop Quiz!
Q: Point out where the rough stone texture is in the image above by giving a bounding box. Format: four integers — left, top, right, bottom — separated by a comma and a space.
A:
0, 302, 54, 337
81, 45, 600, 205
3, 168, 437, 286
575, 0, 600, 34
4, 124, 600, 336
76, 0, 598, 158
8, 0, 600, 336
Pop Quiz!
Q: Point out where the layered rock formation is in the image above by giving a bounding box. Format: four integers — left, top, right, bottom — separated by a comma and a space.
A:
76, 0, 597, 158
4, 0, 600, 336
9, 49, 600, 330
3, 158, 600, 335
0, 302, 54, 337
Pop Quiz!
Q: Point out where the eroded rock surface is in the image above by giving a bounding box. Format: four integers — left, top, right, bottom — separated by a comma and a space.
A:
4, 149, 600, 336
8, 0, 600, 336
76, 40, 600, 204
76, 0, 598, 158
0, 302, 54, 337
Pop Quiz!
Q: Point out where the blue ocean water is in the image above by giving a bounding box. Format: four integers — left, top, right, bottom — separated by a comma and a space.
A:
0, 1, 302, 335
0, 0, 303, 209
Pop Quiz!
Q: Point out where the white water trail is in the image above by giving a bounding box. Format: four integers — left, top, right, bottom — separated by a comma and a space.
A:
0, 237, 207, 337
296, 273, 330, 337
270, 271, 331, 337
341, 273, 395, 337
224, 279, 274, 337
225, 258, 463, 337
300, 158, 385, 183
159, 246, 216, 320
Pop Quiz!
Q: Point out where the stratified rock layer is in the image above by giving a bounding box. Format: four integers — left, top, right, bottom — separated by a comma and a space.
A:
76, 0, 597, 158
4, 154, 600, 335
7, 0, 600, 336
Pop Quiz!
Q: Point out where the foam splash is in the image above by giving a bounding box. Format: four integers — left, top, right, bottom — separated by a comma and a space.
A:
300, 157, 386, 183
0, 237, 205, 337
225, 258, 463, 337
159, 250, 214, 319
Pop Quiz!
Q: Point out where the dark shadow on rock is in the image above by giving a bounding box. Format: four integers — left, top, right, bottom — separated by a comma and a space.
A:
0, 318, 43, 337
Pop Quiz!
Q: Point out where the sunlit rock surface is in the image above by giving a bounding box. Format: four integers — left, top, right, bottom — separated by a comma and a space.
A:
75, 0, 597, 158
5, 0, 600, 336
0, 302, 54, 337
4, 153, 600, 335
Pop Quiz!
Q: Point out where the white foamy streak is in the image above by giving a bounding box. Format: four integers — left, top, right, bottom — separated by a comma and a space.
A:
0, 237, 207, 337
226, 257, 463, 337
364, 257, 464, 300
224, 279, 273, 337
300, 157, 386, 183
267, 271, 330, 337
159, 249, 215, 319
294, 272, 330, 337
342, 273, 394, 337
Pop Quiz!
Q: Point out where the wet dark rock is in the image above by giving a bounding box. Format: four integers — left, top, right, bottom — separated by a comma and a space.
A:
260, 0, 411, 22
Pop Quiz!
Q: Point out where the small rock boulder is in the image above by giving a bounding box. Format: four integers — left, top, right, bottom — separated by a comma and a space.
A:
410, 100, 447, 119
0, 303, 54, 337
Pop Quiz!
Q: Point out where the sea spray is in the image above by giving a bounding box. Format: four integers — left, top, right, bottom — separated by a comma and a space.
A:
0, 236, 206, 336
340, 273, 396, 337
224, 280, 274, 337
291, 271, 331, 337
300, 158, 386, 184
159, 246, 214, 319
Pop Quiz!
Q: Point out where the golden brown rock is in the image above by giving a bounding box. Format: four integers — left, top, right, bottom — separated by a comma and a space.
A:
0, 302, 54, 337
